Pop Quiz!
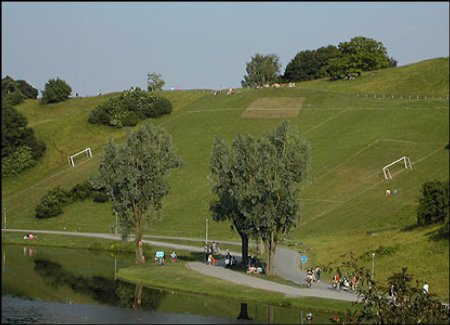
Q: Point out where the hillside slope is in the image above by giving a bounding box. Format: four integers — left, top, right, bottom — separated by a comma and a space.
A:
2, 58, 449, 300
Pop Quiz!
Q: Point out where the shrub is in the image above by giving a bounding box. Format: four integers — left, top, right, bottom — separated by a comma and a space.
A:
2, 146, 37, 178
35, 187, 70, 219
153, 97, 172, 116
93, 190, 109, 203
88, 87, 172, 128
70, 181, 93, 200
88, 107, 110, 124
122, 111, 140, 127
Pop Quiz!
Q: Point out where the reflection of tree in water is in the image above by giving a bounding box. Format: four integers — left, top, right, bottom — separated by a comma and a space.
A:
33, 259, 165, 310
237, 303, 252, 320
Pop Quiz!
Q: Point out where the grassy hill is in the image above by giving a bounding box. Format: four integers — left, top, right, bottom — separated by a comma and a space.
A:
2, 57, 449, 300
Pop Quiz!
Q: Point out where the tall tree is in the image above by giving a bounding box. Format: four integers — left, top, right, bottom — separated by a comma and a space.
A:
248, 122, 310, 274
96, 122, 182, 264
16, 79, 38, 99
210, 121, 310, 274
241, 53, 281, 88
417, 180, 449, 227
328, 36, 394, 79
210, 135, 258, 267
283, 45, 341, 82
147, 72, 165, 92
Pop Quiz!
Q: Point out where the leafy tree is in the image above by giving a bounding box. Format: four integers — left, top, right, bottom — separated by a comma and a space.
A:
2, 76, 25, 105
210, 136, 253, 266
1, 103, 46, 159
417, 180, 449, 227
1, 102, 46, 177
283, 45, 341, 82
2, 76, 38, 100
241, 53, 281, 88
328, 36, 395, 80
326, 253, 449, 324
96, 122, 182, 264
2, 76, 18, 96
41, 78, 72, 104
147, 72, 165, 92
16, 79, 38, 99
210, 121, 310, 273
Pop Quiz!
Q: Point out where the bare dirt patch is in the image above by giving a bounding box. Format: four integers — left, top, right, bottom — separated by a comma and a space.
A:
242, 97, 305, 119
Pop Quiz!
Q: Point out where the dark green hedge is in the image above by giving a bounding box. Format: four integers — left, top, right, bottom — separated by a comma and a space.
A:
88, 87, 172, 128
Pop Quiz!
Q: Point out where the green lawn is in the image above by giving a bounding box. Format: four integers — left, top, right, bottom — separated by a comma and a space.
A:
2, 58, 449, 301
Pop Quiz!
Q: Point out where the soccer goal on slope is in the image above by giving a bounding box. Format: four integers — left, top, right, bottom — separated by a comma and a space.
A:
382, 156, 412, 180
68, 148, 93, 167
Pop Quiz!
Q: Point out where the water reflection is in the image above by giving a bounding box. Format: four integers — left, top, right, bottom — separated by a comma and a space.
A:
33, 258, 165, 310
2, 244, 332, 324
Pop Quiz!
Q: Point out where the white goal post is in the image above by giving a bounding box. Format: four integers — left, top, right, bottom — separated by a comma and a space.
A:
68, 148, 93, 167
382, 156, 412, 180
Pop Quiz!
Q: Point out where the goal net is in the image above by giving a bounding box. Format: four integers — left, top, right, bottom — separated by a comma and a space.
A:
382, 156, 412, 180
68, 148, 93, 167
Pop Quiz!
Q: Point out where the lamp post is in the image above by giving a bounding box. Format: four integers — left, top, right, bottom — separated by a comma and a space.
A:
371, 253, 376, 280
205, 218, 208, 244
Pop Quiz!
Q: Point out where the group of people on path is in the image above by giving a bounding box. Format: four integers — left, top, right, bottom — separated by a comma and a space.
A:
246, 255, 264, 274
389, 282, 430, 305
305, 266, 322, 286
205, 241, 221, 266
332, 271, 359, 292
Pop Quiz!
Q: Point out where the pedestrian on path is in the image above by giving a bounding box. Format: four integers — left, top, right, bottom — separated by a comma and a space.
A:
315, 266, 321, 282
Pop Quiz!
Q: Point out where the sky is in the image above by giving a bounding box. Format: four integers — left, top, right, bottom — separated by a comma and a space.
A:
2, 1, 449, 97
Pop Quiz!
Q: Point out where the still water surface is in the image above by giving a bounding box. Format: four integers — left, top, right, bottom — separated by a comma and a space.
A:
2, 244, 333, 324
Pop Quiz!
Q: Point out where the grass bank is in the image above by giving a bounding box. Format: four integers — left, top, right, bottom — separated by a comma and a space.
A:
2, 231, 349, 313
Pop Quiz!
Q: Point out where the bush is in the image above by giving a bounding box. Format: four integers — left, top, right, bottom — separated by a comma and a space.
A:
2, 146, 37, 178
122, 111, 140, 127
88, 87, 172, 128
417, 180, 449, 226
35, 187, 70, 219
41, 78, 72, 104
153, 97, 172, 116
88, 108, 110, 124
93, 190, 109, 203
70, 181, 93, 200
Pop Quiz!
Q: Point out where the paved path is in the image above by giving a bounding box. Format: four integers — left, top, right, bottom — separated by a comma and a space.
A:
187, 262, 358, 302
2, 228, 358, 302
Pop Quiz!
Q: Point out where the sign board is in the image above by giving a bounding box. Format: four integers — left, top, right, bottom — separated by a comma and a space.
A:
155, 251, 165, 258
300, 255, 308, 264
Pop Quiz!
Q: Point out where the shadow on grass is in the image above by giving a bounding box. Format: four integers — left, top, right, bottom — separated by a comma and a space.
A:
399, 224, 421, 232
401, 223, 449, 241
176, 251, 205, 262
426, 227, 449, 242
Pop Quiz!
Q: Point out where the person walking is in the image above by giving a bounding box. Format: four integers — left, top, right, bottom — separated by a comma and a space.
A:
315, 266, 322, 282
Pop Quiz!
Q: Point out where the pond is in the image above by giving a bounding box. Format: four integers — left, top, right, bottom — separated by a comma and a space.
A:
1, 243, 334, 324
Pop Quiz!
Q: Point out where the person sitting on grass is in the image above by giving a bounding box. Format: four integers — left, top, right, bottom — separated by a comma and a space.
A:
24, 233, 36, 240
246, 265, 258, 274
